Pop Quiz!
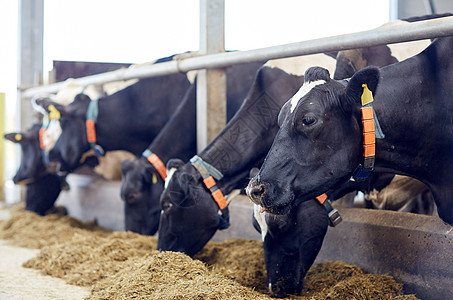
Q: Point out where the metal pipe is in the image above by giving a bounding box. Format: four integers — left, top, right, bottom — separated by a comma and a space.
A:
23, 16, 453, 98
0, 93, 5, 200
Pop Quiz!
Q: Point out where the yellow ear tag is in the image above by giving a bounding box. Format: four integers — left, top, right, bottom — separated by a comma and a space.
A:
48, 105, 61, 120
15, 134, 22, 141
361, 84, 374, 106
152, 173, 158, 184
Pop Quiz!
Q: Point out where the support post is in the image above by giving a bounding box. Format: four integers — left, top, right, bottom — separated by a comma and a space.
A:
18, 0, 44, 131
0, 93, 4, 200
197, 0, 226, 152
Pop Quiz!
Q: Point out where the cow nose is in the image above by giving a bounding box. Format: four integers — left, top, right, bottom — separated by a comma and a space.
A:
124, 192, 139, 204
246, 179, 267, 204
269, 283, 287, 298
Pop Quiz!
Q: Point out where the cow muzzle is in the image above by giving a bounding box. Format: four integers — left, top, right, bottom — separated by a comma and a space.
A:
246, 178, 267, 205
247, 177, 294, 215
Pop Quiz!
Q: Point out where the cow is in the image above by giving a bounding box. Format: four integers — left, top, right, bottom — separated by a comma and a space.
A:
119, 61, 264, 235
156, 38, 439, 298
35, 55, 192, 173
4, 124, 65, 215
157, 65, 307, 256
156, 44, 406, 257
253, 198, 329, 297
247, 36, 453, 226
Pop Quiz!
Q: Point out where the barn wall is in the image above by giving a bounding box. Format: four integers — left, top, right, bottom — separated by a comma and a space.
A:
396, 0, 453, 19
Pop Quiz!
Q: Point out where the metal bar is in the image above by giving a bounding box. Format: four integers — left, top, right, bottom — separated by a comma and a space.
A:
19, 0, 44, 130
23, 16, 453, 98
0, 93, 4, 200
197, 0, 226, 150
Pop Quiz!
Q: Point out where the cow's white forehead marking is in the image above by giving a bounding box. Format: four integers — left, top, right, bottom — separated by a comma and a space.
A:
253, 204, 268, 242
164, 167, 177, 189
290, 80, 326, 113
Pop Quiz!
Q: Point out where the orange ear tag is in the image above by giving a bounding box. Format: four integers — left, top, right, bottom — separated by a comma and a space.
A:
15, 134, 22, 141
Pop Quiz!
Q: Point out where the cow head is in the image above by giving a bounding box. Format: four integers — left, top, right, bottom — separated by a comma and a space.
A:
157, 159, 221, 256
247, 66, 379, 213
253, 199, 328, 297
4, 124, 46, 184
120, 157, 163, 235
35, 94, 92, 172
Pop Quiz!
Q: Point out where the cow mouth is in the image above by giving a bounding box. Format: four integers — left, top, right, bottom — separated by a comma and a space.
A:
12, 177, 34, 185
257, 202, 292, 215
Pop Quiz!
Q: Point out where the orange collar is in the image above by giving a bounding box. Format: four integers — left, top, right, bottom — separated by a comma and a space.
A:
352, 84, 382, 181
189, 155, 230, 230
190, 155, 227, 210
142, 149, 167, 180
86, 99, 105, 156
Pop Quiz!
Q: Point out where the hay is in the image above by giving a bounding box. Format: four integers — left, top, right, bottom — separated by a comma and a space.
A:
0, 209, 108, 249
0, 209, 418, 299
195, 238, 268, 293
23, 231, 156, 286
90, 251, 268, 300
301, 262, 414, 300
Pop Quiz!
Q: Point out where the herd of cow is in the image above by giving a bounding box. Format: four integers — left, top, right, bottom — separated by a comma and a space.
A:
5, 20, 453, 298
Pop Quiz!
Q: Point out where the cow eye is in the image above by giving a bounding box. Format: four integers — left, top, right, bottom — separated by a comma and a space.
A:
302, 114, 317, 126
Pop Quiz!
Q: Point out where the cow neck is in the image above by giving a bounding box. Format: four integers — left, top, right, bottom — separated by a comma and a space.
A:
143, 84, 197, 180
39, 114, 50, 164
190, 155, 230, 230
196, 67, 305, 196
142, 149, 167, 181
351, 83, 384, 182
86, 98, 105, 156
87, 75, 192, 157
311, 84, 385, 228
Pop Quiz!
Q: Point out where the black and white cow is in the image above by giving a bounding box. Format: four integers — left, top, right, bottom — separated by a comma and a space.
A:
157, 66, 306, 255
4, 124, 65, 215
119, 61, 264, 235
157, 45, 411, 296
156, 43, 404, 255
247, 36, 453, 225
253, 198, 328, 297
35, 55, 192, 173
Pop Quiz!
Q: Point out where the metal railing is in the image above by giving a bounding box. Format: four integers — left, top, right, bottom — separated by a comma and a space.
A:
22, 16, 453, 98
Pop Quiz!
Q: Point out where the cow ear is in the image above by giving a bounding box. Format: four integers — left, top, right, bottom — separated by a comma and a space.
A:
4, 132, 24, 143
344, 66, 379, 107
34, 98, 69, 118
166, 158, 185, 170
73, 93, 92, 103
143, 163, 157, 184
277, 100, 291, 128
31, 97, 52, 115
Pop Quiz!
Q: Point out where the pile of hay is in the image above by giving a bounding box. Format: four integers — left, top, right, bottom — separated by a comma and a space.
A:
0, 209, 108, 249
0, 208, 418, 299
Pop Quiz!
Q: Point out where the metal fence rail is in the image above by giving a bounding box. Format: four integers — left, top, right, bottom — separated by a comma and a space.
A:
23, 16, 453, 98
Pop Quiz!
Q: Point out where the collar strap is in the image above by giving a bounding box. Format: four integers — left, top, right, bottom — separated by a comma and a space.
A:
142, 149, 167, 180
190, 155, 230, 230
190, 155, 226, 209
352, 84, 382, 181
39, 115, 49, 150
316, 193, 342, 227
39, 115, 50, 163
86, 99, 105, 156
